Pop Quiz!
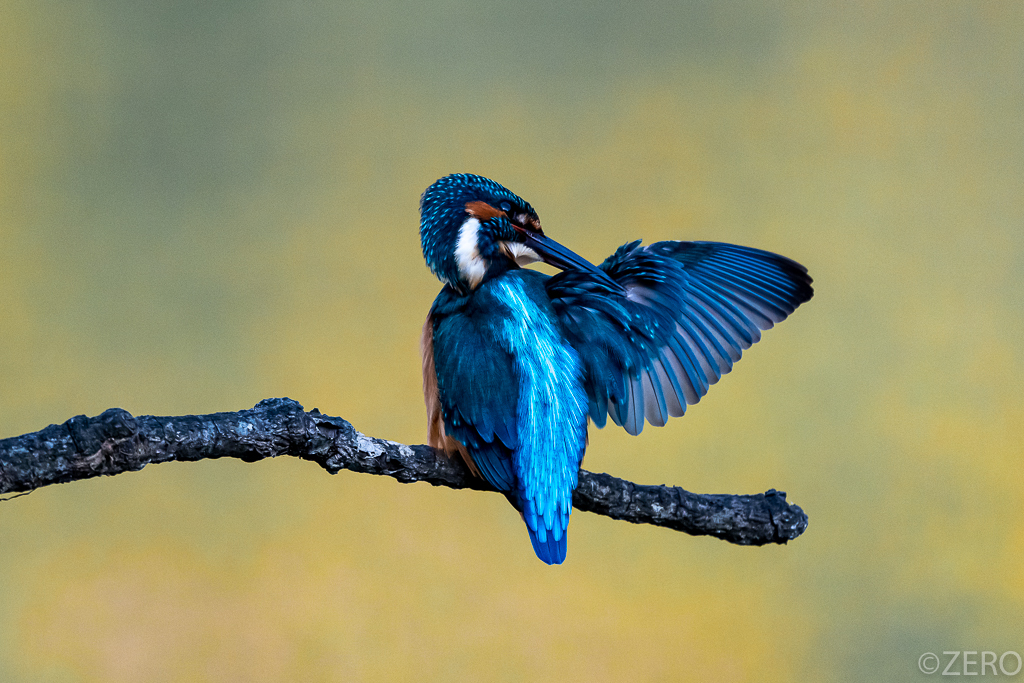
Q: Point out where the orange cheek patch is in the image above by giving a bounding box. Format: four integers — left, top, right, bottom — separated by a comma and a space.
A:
465, 201, 506, 221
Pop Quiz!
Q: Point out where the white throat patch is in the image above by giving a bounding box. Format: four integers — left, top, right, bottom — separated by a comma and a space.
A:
456, 217, 488, 289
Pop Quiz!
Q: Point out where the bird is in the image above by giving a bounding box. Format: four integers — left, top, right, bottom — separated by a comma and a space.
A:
419, 173, 813, 564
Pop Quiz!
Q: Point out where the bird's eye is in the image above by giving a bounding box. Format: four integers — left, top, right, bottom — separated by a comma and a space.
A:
499, 201, 513, 213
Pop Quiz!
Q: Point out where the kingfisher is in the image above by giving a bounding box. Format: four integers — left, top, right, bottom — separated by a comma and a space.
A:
419, 173, 813, 564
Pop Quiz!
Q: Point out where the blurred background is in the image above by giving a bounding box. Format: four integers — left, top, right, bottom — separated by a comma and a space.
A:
1, 1, 1022, 681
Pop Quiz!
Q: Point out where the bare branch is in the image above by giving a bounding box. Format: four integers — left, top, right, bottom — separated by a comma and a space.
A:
0, 398, 807, 545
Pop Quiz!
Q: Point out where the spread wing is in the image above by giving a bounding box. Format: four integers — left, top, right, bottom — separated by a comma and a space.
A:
424, 290, 520, 491
547, 240, 813, 435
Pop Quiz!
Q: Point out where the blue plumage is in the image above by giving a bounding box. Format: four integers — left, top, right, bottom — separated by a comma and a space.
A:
419, 173, 813, 564
491, 273, 588, 565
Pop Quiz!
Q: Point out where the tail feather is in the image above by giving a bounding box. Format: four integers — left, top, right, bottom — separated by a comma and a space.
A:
527, 524, 568, 565
517, 494, 570, 565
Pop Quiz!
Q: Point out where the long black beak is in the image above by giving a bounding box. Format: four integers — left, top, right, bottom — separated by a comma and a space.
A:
520, 231, 624, 292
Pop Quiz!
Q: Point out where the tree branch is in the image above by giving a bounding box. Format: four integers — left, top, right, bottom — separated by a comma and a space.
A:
0, 398, 807, 545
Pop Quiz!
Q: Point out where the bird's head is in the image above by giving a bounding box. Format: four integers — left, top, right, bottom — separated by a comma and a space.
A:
420, 173, 614, 293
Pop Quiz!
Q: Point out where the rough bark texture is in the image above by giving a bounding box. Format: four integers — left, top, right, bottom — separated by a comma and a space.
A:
0, 398, 807, 545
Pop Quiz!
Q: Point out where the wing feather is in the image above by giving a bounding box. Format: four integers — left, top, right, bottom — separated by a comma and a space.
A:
428, 288, 520, 490
548, 240, 812, 435
652, 356, 686, 418
642, 369, 668, 428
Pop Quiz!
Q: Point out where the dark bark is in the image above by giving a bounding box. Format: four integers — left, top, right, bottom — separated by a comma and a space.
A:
0, 398, 807, 545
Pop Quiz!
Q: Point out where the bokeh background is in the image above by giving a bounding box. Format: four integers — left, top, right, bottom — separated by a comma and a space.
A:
2, 1, 1022, 681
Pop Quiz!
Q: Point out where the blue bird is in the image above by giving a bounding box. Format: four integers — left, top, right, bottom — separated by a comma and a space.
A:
419, 173, 813, 564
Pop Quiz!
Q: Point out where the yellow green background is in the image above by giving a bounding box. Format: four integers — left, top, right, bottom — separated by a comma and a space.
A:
2, 1, 1022, 681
